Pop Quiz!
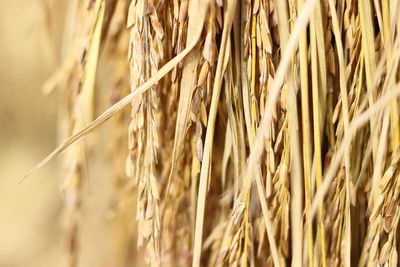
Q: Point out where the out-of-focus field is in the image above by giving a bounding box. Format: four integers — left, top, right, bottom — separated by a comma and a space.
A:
0, 1, 61, 266
0, 1, 139, 266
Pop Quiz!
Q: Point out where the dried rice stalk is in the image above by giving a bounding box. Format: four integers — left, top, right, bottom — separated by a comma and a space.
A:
22, 0, 400, 266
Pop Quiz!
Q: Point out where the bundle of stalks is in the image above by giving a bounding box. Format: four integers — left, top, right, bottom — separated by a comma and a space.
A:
26, 0, 400, 266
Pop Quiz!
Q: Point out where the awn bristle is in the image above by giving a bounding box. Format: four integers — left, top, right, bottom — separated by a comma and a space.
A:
28, 0, 400, 266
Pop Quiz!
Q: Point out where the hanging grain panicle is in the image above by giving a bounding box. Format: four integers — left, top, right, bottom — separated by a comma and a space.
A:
126, 0, 167, 264
58, 1, 107, 266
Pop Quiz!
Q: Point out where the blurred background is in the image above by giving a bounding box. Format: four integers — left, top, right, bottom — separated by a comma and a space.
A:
0, 0, 62, 266
0, 1, 139, 266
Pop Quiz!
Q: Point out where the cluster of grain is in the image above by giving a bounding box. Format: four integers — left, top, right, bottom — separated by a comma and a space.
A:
29, 0, 400, 266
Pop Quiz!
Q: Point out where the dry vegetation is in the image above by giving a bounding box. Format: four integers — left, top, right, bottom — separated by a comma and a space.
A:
19, 0, 400, 266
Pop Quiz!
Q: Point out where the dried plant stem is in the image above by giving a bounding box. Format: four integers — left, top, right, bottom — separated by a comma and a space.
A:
298, 0, 313, 264
327, 1, 351, 265
241, 8, 258, 267
382, 0, 400, 150
273, 0, 303, 265
359, 0, 378, 163
310, 9, 327, 267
